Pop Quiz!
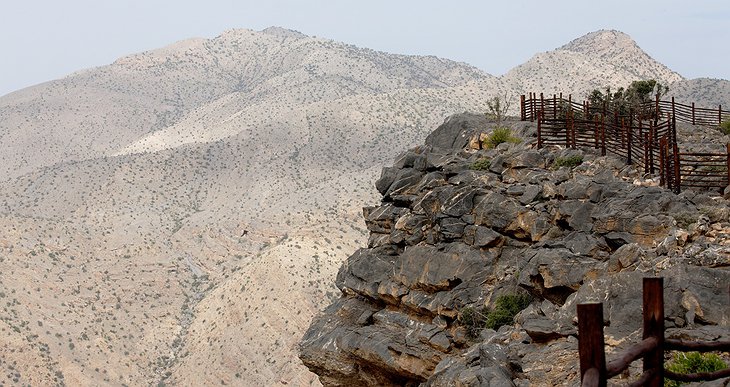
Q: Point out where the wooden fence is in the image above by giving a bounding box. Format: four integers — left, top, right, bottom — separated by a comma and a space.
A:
521, 93, 730, 127
523, 94, 730, 193
577, 277, 730, 387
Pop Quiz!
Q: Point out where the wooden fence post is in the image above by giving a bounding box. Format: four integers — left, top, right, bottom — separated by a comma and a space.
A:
578, 303, 607, 387
726, 143, 730, 187
521, 95, 526, 121
644, 133, 650, 174
540, 93, 545, 118
553, 94, 557, 118
601, 118, 606, 156
530, 92, 535, 122
655, 93, 660, 125
626, 118, 633, 165
720, 105, 723, 127
659, 138, 666, 187
673, 142, 681, 194
692, 102, 696, 125
643, 278, 664, 387
537, 110, 543, 149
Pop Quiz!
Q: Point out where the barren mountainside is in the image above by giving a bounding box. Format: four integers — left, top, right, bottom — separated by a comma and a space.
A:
0, 27, 728, 386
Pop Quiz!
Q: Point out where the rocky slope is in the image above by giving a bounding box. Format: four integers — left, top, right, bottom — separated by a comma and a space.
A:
299, 114, 730, 386
1, 27, 729, 385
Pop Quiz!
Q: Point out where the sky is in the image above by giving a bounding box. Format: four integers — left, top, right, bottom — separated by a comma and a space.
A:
1, 0, 728, 97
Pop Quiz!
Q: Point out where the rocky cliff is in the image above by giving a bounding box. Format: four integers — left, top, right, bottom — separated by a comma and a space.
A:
299, 114, 730, 386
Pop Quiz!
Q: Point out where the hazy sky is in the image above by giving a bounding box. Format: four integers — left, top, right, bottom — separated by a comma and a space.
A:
1, 0, 728, 97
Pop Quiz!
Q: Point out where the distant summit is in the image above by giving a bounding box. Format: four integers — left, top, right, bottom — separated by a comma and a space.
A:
261, 26, 307, 39
501, 29, 686, 97
560, 29, 683, 83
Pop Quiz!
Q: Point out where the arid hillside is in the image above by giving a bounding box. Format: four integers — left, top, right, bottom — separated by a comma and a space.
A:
0, 27, 727, 386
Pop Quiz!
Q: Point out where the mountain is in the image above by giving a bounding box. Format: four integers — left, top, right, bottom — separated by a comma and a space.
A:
0, 27, 727, 386
500, 30, 684, 99
0, 27, 500, 386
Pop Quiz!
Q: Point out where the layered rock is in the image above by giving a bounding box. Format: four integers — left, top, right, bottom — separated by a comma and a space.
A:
300, 113, 730, 386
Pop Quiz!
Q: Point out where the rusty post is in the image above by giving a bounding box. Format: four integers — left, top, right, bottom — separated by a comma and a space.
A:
578, 303, 607, 387
540, 93, 545, 118
692, 102, 696, 125
726, 143, 730, 187
648, 126, 655, 174
627, 119, 633, 165
521, 95, 526, 121
673, 142, 681, 194
537, 110, 543, 149
659, 138, 666, 187
530, 92, 536, 121
644, 133, 650, 174
565, 109, 571, 147
553, 94, 557, 119
655, 93, 660, 124
642, 278, 664, 387
720, 105, 723, 127
594, 115, 600, 149
601, 118, 606, 156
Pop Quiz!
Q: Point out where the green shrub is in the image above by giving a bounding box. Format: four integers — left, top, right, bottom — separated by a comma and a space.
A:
470, 158, 491, 171
552, 155, 583, 169
485, 293, 532, 330
664, 352, 727, 387
458, 293, 532, 338
483, 127, 521, 149
720, 120, 730, 135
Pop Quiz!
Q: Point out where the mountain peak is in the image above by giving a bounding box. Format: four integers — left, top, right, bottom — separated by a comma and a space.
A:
559, 29, 637, 55
261, 26, 308, 39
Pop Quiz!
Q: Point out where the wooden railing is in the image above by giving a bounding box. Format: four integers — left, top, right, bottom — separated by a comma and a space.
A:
521, 93, 730, 127
523, 94, 730, 193
577, 277, 730, 387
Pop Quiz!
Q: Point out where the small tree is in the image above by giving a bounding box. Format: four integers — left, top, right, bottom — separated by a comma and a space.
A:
588, 80, 669, 118
486, 93, 512, 128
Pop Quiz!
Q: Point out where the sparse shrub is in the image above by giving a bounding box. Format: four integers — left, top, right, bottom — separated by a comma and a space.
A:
664, 352, 727, 387
673, 212, 698, 229
458, 293, 532, 338
720, 120, 730, 135
485, 293, 531, 330
552, 155, 583, 169
458, 306, 489, 339
483, 127, 521, 149
470, 158, 491, 171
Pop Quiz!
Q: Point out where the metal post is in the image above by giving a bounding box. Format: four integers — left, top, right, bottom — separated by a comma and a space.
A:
642, 278, 664, 387
692, 102, 696, 125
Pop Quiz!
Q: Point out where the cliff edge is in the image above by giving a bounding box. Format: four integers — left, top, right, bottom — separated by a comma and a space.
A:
299, 114, 730, 386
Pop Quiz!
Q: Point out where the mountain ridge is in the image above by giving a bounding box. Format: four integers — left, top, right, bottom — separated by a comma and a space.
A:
0, 27, 728, 386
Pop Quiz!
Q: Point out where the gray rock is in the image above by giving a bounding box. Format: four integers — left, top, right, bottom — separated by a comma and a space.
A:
519, 184, 541, 204
425, 113, 488, 151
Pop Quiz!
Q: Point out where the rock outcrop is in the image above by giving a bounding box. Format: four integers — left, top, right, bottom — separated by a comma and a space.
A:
300, 113, 730, 386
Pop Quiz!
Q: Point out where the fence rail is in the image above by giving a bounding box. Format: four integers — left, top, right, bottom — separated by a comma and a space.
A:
577, 277, 730, 387
522, 94, 730, 193
522, 93, 730, 127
